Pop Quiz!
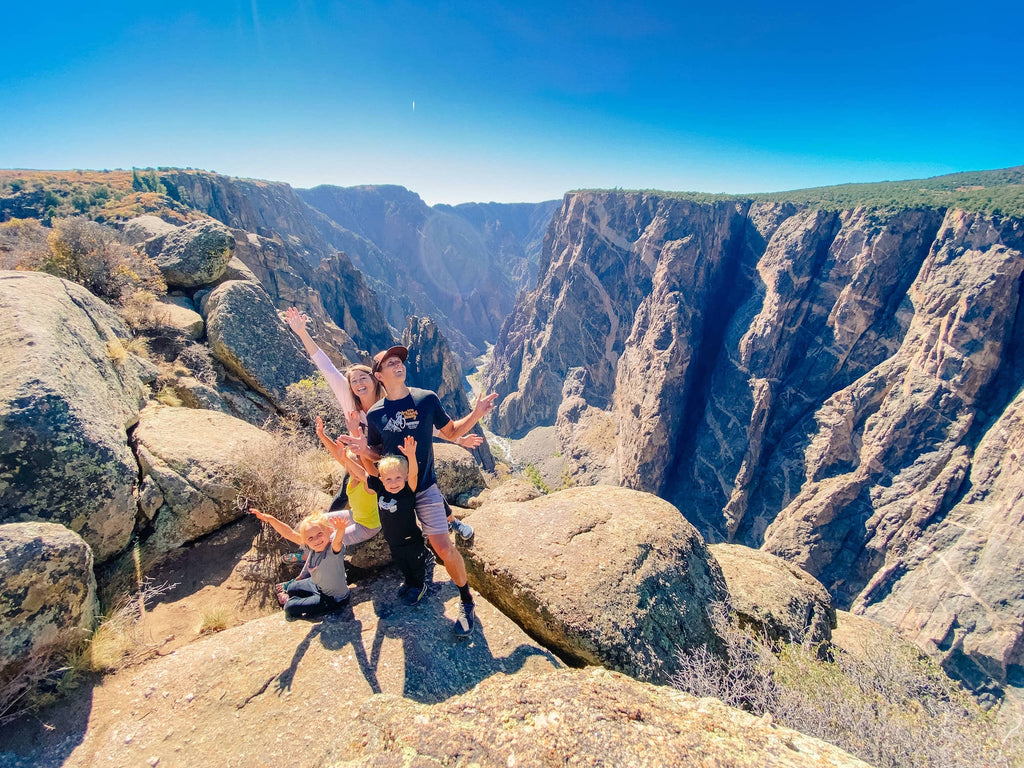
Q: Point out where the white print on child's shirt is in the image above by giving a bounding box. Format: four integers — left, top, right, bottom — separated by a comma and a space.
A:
378, 498, 398, 514
382, 408, 419, 433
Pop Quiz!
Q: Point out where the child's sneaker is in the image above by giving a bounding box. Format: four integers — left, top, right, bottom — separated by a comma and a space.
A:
402, 583, 427, 606
280, 551, 304, 565
448, 518, 474, 541
396, 583, 413, 601
454, 601, 476, 637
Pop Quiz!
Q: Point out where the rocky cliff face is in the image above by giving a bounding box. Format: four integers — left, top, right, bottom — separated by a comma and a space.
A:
485, 191, 1024, 690
298, 184, 557, 357
438, 199, 560, 291
402, 316, 495, 470
159, 172, 555, 364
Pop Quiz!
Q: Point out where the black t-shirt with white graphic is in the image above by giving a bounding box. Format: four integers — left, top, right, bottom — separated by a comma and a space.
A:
366, 388, 452, 489
365, 476, 421, 544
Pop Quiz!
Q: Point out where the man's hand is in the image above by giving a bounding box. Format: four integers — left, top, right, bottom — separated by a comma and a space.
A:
337, 432, 370, 456
473, 392, 498, 418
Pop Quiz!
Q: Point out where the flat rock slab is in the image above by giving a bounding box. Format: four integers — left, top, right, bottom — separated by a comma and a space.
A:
1, 564, 561, 768
462, 485, 728, 683
340, 667, 871, 768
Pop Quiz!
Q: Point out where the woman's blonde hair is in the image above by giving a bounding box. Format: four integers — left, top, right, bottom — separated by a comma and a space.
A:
377, 454, 409, 477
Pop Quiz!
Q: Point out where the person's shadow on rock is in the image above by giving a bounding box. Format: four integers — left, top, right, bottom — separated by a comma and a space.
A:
274, 601, 379, 694
354, 565, 561, 704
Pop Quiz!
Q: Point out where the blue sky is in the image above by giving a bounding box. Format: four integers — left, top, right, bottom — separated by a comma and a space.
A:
2, 1, 1021, 204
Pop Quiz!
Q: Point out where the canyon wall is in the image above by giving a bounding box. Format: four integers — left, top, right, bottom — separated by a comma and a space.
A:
485, 191, 1024, 689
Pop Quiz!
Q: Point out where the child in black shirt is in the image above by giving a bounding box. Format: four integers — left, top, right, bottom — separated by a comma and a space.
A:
361, 436, 432, 605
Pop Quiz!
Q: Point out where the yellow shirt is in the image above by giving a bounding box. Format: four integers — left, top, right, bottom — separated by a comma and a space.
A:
347, 476, 381, 529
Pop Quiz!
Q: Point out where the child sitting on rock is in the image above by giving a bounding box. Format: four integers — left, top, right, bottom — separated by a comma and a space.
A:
249, 508, 350, 620
346, 434, 432, 605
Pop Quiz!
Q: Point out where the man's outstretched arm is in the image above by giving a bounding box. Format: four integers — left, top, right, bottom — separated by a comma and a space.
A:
438, 392, 498, 442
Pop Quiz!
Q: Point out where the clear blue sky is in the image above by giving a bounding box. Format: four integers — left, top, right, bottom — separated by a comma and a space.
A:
2, 1, 1021, 205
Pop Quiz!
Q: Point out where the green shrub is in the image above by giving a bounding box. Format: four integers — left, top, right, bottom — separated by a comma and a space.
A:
523, 463, 550, 493
282, 374, 349, 449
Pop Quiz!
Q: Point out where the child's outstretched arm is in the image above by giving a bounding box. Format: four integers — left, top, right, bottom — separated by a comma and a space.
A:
327, 515, 346, 553
317, 418, 369, 483
249, 509, 303, 546
397, 436, 419, 492
316, 417, 347, 463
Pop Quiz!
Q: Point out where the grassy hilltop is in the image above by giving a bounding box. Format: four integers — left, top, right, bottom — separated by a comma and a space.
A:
578, 165, 1024, 216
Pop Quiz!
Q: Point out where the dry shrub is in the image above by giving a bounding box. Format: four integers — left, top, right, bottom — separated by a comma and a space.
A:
197, 607, 234, 635
43, 217, 166, 302
672, 604, 1023, 768
88, 579, 174, 673
229, 430, 328, 588
0, 629, 89, 727
120, 289, 173, 332
0, 578, 173, 725
155, 386, 183, 407
0, 217, 50, 270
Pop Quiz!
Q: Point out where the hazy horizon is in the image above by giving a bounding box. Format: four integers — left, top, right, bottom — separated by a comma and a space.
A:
3, 1, 1022, 206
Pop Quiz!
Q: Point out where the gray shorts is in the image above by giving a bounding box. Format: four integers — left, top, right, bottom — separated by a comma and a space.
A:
415, 484, 449, 536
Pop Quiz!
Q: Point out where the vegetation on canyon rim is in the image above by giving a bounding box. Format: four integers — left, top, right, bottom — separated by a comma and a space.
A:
582, 165, 1024, 216
672, 605, 1023, 768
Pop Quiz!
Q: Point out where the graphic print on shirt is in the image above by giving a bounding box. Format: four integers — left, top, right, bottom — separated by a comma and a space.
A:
378, 497, 399, 515
382, 408, 419, 433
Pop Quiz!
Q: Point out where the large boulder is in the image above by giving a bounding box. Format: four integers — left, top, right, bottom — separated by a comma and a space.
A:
467, 477, 542, 508
203, 280, 316, 407
4, 577, 866, 768
0, 522, 97, 676
132, 404, 280, 555
120, 214, 178, 244
0, 271, 148, 562
143, 219, 235, 288
710, 543, 836, 645
155, 295, 204, 339
463, 485, 729, 683
434, 441, 486, 505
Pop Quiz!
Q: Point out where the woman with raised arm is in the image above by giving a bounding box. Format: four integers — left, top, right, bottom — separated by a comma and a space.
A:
285, 307, 479, 539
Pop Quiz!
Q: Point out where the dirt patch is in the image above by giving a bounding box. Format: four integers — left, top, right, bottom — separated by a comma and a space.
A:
137, 517, 280, 654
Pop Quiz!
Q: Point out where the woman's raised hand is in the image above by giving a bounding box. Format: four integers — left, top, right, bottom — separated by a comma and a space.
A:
285, 306, 309, 334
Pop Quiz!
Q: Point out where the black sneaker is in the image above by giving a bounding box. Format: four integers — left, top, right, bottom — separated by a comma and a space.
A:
448, 518, 474, 541
402, 583, 428, 606
454, 601, 476, 637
